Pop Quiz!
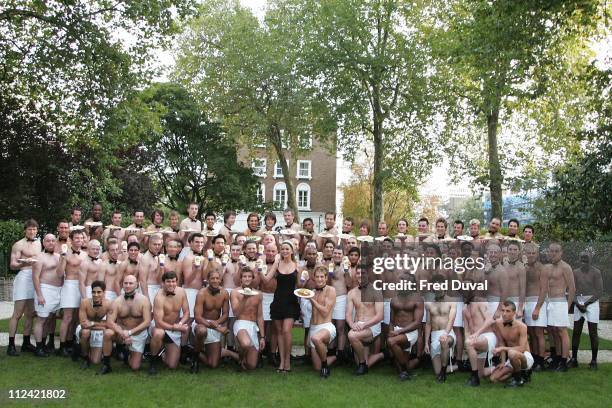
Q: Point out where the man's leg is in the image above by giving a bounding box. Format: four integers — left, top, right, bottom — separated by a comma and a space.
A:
59, 308, 75, 356
388, 335, 412, 380
7, 300, 26, 355
570, 317, 584, 367
465, 336, 489, 386
454, 327, 464, 368
348, 329, 373, 375
99, 329, 115, 374
164, 344, 181, 369
533, 327, 546, 369
33, 316, 49, 357
311, 329, 333, 378
236, 330, 257, 370
79, 328, 91, 368
192, 324, 206, 373
503, 350, 527, 387
437, 337, 454, 382
149, 328, 164, 375
587, 321, 598, 369
557, 327, 570, 371
205, 342, 222, 368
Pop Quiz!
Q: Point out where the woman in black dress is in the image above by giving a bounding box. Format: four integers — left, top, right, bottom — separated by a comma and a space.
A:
262, 241, 301, 372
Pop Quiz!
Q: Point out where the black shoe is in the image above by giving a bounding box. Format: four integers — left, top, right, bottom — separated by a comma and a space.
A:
466, 375, 480, 387
44, 343, 56, 354
34, 348, 49, 357
567, 358, 578, 368
399, 371, 412, 381
555, 362, 568, 372
532, 362, 543, 372
505, 377, 524, 388
71, 346, 81, 362
320, 367, 330, 378
80, 358, 90, 370
149, 358, 158, 376
59, 347, 72, 358
257, 355, 264, 368
190, 359, 200, 374
589, 360, 597, 370
7, 345, 19, 356
98, 364, 112, 375
436, 371, 447, 383
354, 362, 368, 376
21, 343, 36, 353
521, 370, 531, 383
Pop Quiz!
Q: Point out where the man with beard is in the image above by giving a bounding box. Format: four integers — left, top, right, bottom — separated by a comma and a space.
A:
192, 268, 230, 372
488, 301, 533, 387
7, 219, 40, 356
101, 275, 152, 374
425, 275, 457, 383
230, 268, 265, 370
483, 217, 504, 240
76, 281, 112, 368
32, 234, 62, 357
523, 243, 548, 371
346, 266, 384, 375
569, 251, 602, 369
308, 266, 337, 378
57, 229, 86, 357
149, 271, 190, 375
244, 212, 262, 237
388, 272, 424, 380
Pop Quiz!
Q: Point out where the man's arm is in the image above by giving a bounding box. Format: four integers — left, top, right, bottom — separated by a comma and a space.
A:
179, 290, 190, 325
310, 287, 336, 315
78, 265, 87, 299
9, 241, 23, 270
363, 301, 384, 329
106, 302, 125, 339
139, 262, 149, 298
517, 264, 526, 317
216, 292, 229, 326
564, 264, 576, 311
194, 291, 208, 326
534, 265, 549, 318
585, 268, 603, 306
445, 303, 457, 334
32, 254, 44, 302
345, 291, 355, 329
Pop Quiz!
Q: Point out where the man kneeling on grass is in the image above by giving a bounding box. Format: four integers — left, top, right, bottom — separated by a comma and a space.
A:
308, 266, 337, 378
487, 301, 534, 387
149, 271, 190, 375
100, 275, 151, 374
76, 281, 112, 369
230, 268, 265, 370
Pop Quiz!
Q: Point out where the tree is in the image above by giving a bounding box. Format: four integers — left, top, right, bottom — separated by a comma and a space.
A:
341, 160, 416, 234
433, 0, 604, 219
174, 0, 335, 220
107, 83, 263, 218
444, 197, 485, 225
294, 0, 442, 229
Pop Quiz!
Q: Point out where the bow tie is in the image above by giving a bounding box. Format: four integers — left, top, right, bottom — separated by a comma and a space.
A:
190, 218, 197, 223
168, 255, 178, 261
72, 250, 81, 256
503, 321, 513, 327
134, 224, 143, 229
26, 238, 37, 242
165, 291, 175, 297
193, 251, 203, 256
172, 228, 180, 233
154, 225, 161, 229
109, 260, 117, 264
315, 285, 326, 292
58, 238, 68, 243
92, 302, 102, 308
89, 256, 98, 262
358, 283, 369, 290
43, 248, 54, 254
129, 259, 138, 265
124, 292, 136, 300
208, 287, 221, 295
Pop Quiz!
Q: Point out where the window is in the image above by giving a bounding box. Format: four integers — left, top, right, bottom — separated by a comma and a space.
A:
273, 182, 287, 209
297, 160, 311, 179
256, 183, 265, 203
274, 159, 289, 178
297, 183, 311, 210
251, 158, 267, 177
280, 129, 288, 149
299, 134, 313, 149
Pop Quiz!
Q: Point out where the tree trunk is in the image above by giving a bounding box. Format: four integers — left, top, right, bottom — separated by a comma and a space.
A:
372, 119, 384, 232
487, 107, 503, 220
270, 127, 299, 222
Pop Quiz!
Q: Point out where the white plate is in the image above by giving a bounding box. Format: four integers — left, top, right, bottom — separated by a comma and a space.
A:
85, 221, 103, 227
238, 288, 260, 296
456, 235, 474, 241
105, 225, 122, 230
69, 225, 85, 231
262, 230, 279, 235
246, 236, 261, 242
18, 258, 37, 263
318, 232, 335, 238
180, 228, 198, 233
337, 233, 354, 240
294, 288, 314, 299
205, 231, 217, 237
298, 231, 312, 237
356, 235, 374, 242
279, 229, 295, 235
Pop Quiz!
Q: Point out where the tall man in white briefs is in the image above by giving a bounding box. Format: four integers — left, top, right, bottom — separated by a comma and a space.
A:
523, 243, 548, 370
7, 219, 41, 356
32, 233, 61, 357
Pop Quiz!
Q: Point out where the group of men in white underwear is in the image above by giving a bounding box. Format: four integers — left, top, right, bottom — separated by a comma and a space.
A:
7, 204, 603, 386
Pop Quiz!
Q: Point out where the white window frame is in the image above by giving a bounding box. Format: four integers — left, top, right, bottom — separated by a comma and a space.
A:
296, 160, 312, 180
251, 158, 267, 177
296, 183, 311, 211
299, 134, 313, 149
256, 182, 265, 203
273, 182, 287, 209
274, 159, 289, 179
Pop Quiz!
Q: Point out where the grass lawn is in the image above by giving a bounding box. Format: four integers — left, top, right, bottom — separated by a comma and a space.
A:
0, 349, 610, 408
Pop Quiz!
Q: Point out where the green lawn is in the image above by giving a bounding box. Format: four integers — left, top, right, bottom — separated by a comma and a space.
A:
0, 350, 610, 407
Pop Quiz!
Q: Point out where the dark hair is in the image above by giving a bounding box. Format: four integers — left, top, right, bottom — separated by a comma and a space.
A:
325, 212, 336, 220
359, 219, 371, 233
454, 220, 464, 228
205, 211, 216, 219
189, 233, 205, 243
71, 207, 82, 215
348, 246, 360, 256
150, 209, 164, 222
523, 224, 534, 233
127, 242, 140, 251
69, 229, 84, 239
264, 212, 277, 223
418, 217, 429, 225
435, 217, 447, 228
57, 218, 69, 226
247, 212, 260, 222
91, 280, 106, 291
506, 240, 521, 250
323, 239, 335, 248
133, 209, 144, 216
302, 217, 313, 225
508, 218, 519, 227
502, 300, 516, 311
24, 219, 39, 229
162, 271, 177, 281
187, 202, 199, 209
425, 243, 442, 258
344, 216, 355, 226
212, 234, 226, 245
224, 210, 236, 223
240, 267, 254, 277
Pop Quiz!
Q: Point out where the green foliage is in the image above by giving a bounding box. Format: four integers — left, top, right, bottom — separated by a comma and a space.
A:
444, 197, 485, 225
0, 220, 22, 274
